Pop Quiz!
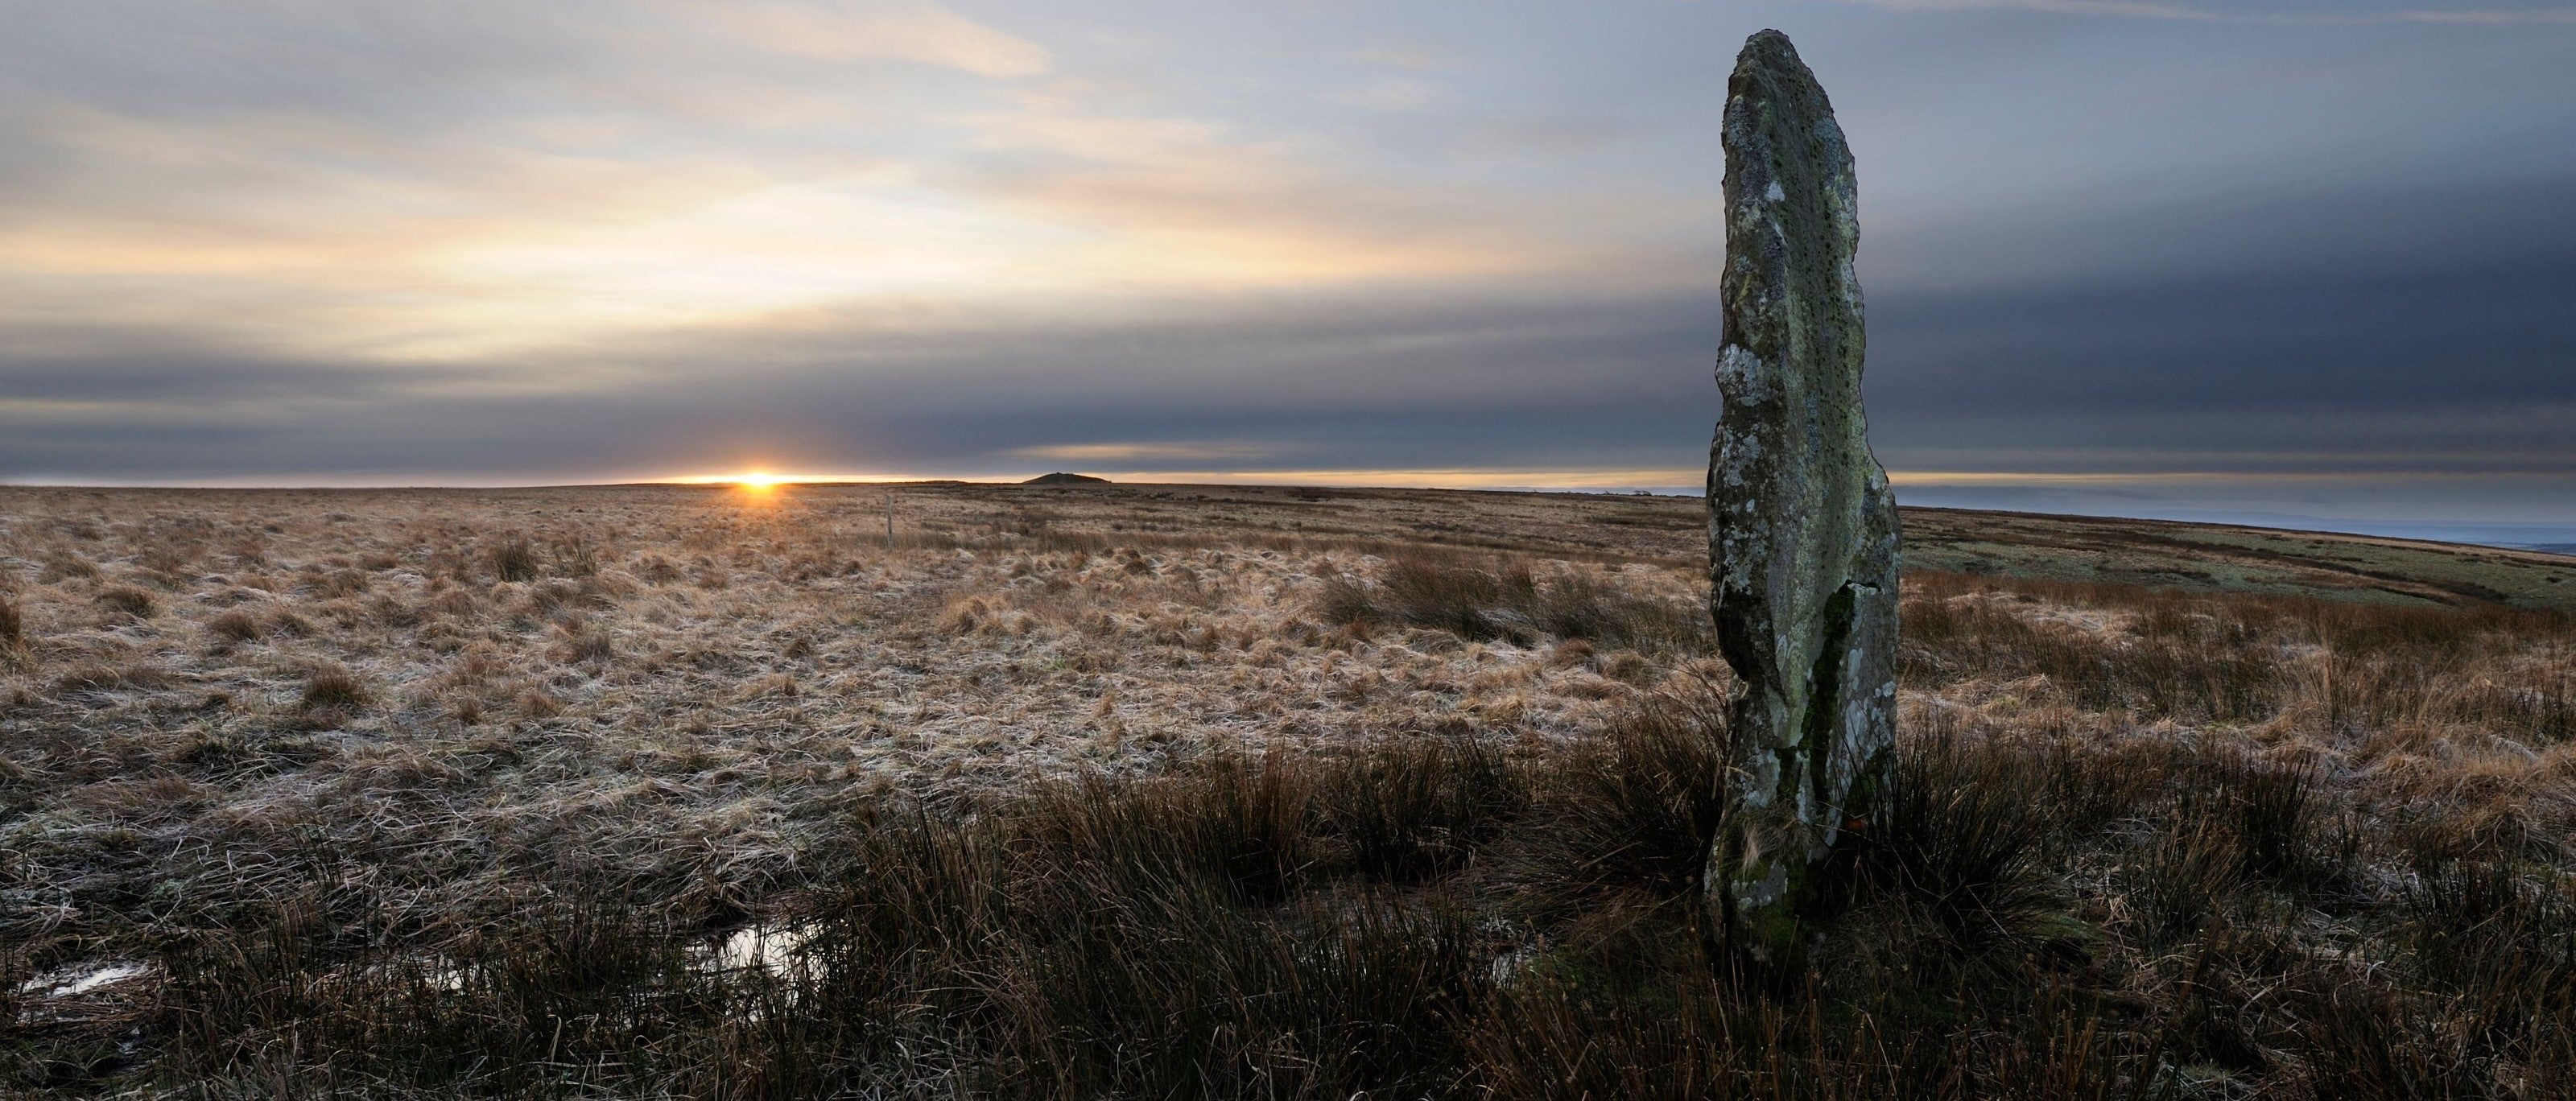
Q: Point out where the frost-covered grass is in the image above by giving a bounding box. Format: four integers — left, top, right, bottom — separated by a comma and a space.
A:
5, 485, 2575, 1096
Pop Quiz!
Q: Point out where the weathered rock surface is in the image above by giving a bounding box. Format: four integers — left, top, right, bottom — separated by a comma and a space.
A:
1704, 28, 1900, 967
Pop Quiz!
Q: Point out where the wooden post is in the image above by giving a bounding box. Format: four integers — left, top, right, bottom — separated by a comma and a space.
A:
885, 489, 895, 552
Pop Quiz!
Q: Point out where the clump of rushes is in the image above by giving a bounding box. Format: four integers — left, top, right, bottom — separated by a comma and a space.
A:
555, 621, 614, 664
489, 535, 540, 583
53, 663, 173, 692
552, 534, 601, 577
0, 591, 25, 667
298, 662, 369, 715
40, 551, 99, 583
97, 585, 158, 618
1316, 550, 1708, 654
206, 609, 263, 643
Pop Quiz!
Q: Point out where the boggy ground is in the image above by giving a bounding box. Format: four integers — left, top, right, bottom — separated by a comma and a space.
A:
3, 483, 2575, 1097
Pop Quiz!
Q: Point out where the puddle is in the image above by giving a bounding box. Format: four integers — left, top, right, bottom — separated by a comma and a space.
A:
14, 926, 818, 1024
17, 961, 153, 1000
711, 922, 816, 974
365, 924, 813, 996
1488, 945, 1546, 988
15, 961, 159, 1026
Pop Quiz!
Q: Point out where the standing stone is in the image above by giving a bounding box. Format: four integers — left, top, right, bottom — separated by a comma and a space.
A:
1704, 29, 1899, 967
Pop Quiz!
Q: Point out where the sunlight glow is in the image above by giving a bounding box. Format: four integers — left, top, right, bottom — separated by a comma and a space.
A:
663, 471, 911, 487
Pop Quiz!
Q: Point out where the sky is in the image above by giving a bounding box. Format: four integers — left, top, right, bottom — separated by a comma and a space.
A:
3, 1, 2573, 542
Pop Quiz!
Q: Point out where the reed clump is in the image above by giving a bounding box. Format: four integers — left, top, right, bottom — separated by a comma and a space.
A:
488, 534, 541, 583
96, 585, 157, 620
295, 663, 369, 715
0, 592, 24, 669
1315, 550, 1710, 655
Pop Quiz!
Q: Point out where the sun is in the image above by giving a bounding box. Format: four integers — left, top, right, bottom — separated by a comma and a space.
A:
730, 471, 788, 500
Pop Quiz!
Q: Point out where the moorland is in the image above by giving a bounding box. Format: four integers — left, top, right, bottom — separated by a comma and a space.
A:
5, 481, 2574, 1097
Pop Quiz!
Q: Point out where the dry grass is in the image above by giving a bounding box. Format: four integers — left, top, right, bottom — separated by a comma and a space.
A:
487, 534, 540, 583
0, 590, 25, 670
93, 586, 156, 620
202, 610, 262, 644
3, 484, 2574, 1096
295, 663, 369, 716
1315, 549, 1709, 656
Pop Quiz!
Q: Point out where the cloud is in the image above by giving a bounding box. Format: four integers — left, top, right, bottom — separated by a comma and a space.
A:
0, 2, 1704, 366
0, 0, 2570, 526
0, 283, 1726, 483
668, 0, 1054, 77
1327, 80, 1443, 112
1348, 45, 1465, 72
7, 153, 2572, 489
1013, 443, 1280, 462
9, 162, 2570, 489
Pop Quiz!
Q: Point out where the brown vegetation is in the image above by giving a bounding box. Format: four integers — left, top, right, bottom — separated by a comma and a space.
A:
295, 663, 369, 715
487, 534, 541, 583
0, 591, 24, 670
3, 484, 2574, 1096
93, 586, 156, 620
1315, 550, 1708, 655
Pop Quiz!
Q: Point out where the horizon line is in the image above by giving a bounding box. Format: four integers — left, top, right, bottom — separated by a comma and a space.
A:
6, 475, 2570, 550
6, 465, 2574, 493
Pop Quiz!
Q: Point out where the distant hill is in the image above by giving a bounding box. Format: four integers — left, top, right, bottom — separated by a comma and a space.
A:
1023, 472, 1109, 485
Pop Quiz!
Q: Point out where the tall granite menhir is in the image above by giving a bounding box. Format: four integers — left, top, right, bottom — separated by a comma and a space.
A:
1704, 29, 1899, 967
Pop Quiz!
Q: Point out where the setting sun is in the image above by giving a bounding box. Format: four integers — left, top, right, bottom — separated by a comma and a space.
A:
731, 471, 786, 498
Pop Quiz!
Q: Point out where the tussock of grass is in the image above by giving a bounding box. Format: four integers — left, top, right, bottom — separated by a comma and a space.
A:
1316, 550, 1709, 654
51, 662, 175, 693
0, 592, 24, 668
296, 663, 368, 715
40, 551, 100, 583
1858, 731, 2058, 956
1503, 685, 1732, 905
552, 533, 602, 578
95, 585, 157, 619
203, 609, 262, 644
1321, 734, 1517, 883
488, 535, 540, 583
566, 629, 616, 664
